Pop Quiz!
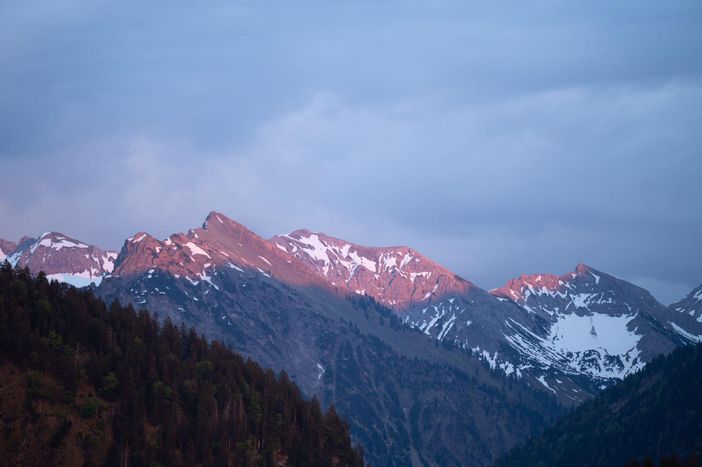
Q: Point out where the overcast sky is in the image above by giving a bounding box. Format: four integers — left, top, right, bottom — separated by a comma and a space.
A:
1, 1, 701, 304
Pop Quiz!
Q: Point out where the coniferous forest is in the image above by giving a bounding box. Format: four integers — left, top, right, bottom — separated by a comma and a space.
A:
0, 264, 364, 466
495, 341, 702, 467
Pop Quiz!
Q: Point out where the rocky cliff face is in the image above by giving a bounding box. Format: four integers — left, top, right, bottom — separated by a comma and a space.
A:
0, 239, 17, 261
667, 283, 702, 341
3, 232, 116, 287
272, 230, 475, 308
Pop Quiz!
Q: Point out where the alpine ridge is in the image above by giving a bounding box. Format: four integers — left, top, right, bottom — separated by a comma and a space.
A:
1, 232, 117, 287
270, 227, 702, 402
2, 211, 701, 465
669, 284, 702, 336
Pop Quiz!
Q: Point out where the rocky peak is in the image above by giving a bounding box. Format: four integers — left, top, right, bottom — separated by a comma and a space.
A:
201, 211, 260, 241
669, 284, 702, 326
272, 229, 476, 309
4, 232, 117, 287
16, 236, 37, 250
0, 238, 17, 260
491, 264, 610, 307
112, 232, 164, 273
108, 213, 327, 289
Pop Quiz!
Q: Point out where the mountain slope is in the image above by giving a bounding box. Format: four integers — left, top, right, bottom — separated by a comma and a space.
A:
486, 265, 687, 383
0, 238, 17, 261
5, 232, 117, 287
0, 264, 364, 467
668, 284, 702, 341
95, 212, 562, 466
495, 342, 702, 467
270, 228, 699, 403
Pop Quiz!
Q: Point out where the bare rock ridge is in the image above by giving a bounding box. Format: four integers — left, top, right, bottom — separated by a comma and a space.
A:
110, 211, 329, 289
1, 232, 116, 287
272, 229, 476, 308
0, 239, 17, 261
670, 285, 702, 323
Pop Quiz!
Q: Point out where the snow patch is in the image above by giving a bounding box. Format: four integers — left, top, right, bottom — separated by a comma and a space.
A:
547, 313, 640, 355
537, 375, 556, 394
184, 242, 211, 258
46, 272, 103, 288
316, 363, 326, 381
669, 321, 702, 343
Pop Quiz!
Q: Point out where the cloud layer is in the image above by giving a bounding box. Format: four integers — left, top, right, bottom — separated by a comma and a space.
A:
1, 1, 701, 304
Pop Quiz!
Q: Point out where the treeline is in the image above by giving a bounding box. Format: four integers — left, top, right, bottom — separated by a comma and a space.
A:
0, 263, 364, 466
495, 341, 702, 467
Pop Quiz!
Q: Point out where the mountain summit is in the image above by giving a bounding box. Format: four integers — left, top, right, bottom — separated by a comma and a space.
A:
2, 232, 116, 287
272, 229, 476, 308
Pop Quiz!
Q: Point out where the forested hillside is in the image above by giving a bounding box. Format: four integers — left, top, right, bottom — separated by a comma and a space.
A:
495, 341, 702, 467
0, 263, 363, 466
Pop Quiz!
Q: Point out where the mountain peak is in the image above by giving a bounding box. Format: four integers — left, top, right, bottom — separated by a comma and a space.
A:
287, 228, 318, 239
202, 211, 258, 237
3, 231, 116, 286
17, 236, 37, 250
126, 232, 157, 245
669, 283, 702, 326
203, 210, 228, 228
494, 264, 607, 304
34, 231, 91, 249
273, 229, 476, 308
574, 263, 595, 275
0, 238, 18, 260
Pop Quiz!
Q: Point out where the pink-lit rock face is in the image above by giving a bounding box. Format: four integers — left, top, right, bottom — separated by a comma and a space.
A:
0, 239, 17, 260
111, 211, 327, 289
110, 211, 478, 306
3, 232, 117, 286
272, 229, 476, 309
490, 264, 599, 305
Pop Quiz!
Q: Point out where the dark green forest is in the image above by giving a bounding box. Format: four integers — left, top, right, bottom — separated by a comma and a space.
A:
0, 263, 364, 466
495, 340, 702, 467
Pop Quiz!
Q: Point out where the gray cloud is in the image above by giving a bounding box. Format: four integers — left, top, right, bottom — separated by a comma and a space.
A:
1, 1, 701, 304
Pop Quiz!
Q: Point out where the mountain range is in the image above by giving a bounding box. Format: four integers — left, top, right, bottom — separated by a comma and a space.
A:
2, 211, 701, 465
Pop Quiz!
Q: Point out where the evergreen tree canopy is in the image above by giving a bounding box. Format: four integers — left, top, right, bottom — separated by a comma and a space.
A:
496, 340, 702, 467
0, 264, 364, 466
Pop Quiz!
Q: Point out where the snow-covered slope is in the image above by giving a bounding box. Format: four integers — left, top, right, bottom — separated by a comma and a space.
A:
6, 232, 117, 287
479, 264, 690, 396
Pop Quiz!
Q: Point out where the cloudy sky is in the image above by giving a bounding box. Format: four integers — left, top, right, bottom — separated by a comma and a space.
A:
1, 1, 701, 304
